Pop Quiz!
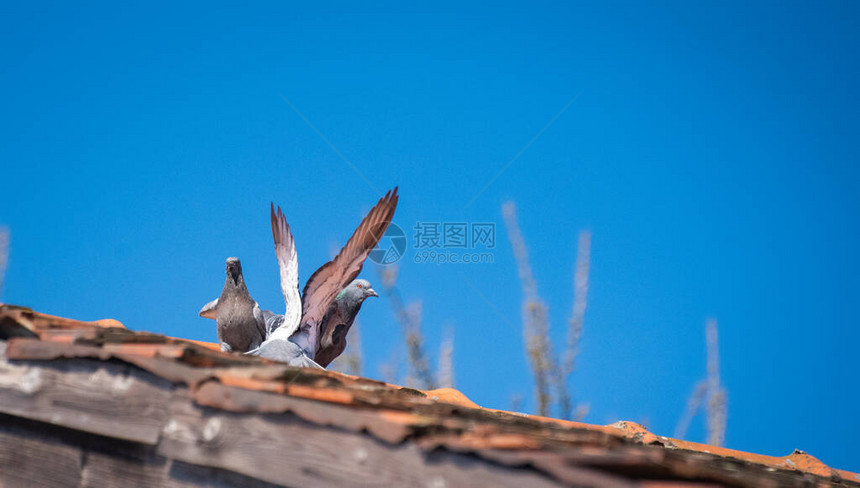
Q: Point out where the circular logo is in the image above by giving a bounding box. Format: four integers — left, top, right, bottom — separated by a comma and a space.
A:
369, 222, 406, 264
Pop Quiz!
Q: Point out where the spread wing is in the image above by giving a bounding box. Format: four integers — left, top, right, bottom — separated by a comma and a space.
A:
270, 202, 302, 338
301, 187, 399, 333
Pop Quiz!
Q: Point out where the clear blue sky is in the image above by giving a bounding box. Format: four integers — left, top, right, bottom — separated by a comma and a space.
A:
2, 1, 858, 471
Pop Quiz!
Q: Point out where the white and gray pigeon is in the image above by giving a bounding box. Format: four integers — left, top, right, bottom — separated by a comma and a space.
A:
254, 188, 398, 365
313, 278, 378, 367
244, 203, 320, 367
198, 257, 266, 353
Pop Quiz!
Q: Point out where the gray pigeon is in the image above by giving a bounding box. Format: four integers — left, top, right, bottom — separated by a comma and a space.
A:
199, 257, 266, 353
201, 207, 321, 368
314, 279, 378, 367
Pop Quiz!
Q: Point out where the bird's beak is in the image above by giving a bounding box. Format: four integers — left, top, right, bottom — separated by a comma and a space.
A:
367, 288, 378, 297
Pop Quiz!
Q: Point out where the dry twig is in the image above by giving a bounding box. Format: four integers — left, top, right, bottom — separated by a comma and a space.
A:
502, 202, 557, 416
705, 319, 727, 446
438, 326, 455, 388
378, 265, 436, 390
558, 230, 591, 420
0, 227, 8, 300
675, 319, 728, 446
675, 380, 708, 439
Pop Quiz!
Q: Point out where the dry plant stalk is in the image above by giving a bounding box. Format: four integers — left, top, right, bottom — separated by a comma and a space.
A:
705, 319, 727, 446
571, 403, 590, 421
674, 380, 708, 439
563, 231, 591, 376
527, 300, 554, 416
438, 326, 455, 388
558, 230, 591, 420
674, 319, 728, 446
404, 301, 435, 389
378, 265, 437, 390
0, 227, 8, 300
502, 202, 557, 417
377, 346, 402, 385
510, 393, 524, 413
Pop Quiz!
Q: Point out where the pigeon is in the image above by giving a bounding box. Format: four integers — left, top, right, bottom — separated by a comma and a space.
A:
199, 213, 321, 368
298, 187, 398, 362
258, 187, 399, 365
198, 257, 266, 353
313, 278, 378, 367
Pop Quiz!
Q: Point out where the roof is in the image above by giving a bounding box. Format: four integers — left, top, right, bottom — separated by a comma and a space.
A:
0, 303, 856, 487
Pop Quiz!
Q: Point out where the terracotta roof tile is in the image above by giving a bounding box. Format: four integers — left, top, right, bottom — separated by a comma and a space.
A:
0, 303, 856, 487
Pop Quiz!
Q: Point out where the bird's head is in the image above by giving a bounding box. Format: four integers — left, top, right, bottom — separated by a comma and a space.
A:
338, 279, 378, 303
225, 257, 243, 285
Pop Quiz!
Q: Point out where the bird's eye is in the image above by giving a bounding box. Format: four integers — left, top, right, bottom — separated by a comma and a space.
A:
357, 283, 363, 288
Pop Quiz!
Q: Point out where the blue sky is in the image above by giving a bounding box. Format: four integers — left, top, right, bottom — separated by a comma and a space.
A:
2, 1, 858, 471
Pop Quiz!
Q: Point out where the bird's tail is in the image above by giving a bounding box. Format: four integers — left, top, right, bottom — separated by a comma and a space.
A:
244, 342, 323, 369
292, 354, 324, 369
